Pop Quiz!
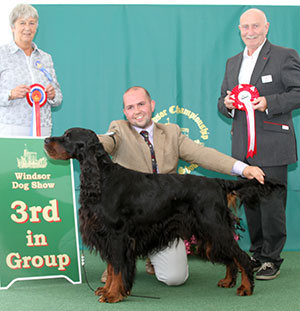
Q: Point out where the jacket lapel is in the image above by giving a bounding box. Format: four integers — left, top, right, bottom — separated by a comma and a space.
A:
250, 40, 271, 85
153, 124, 165, 172
230, 52, 243, 86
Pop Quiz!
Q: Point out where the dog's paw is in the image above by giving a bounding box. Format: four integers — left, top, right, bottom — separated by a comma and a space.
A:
217, 278, 236, 288
236, 285, 253, 296
95, 286, 105, 296
98, 293, 125, 303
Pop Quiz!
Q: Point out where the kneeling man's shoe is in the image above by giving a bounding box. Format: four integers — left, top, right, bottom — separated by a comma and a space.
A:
256, 262, 280, 280
101, 268, 107, 283
145, 258, 155, 275
250, 257, 261, 272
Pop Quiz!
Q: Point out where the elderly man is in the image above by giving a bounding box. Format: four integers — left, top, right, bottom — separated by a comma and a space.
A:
218, 8, 300, 280
99, 86, 265, 286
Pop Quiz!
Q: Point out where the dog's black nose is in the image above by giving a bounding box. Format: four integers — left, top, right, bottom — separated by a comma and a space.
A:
44, 137, 51, 144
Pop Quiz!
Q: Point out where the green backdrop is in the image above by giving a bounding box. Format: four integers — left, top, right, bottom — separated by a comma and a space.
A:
34, 4, 300, 250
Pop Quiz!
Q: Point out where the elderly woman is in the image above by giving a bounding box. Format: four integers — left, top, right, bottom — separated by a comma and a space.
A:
0, 4, 62, 136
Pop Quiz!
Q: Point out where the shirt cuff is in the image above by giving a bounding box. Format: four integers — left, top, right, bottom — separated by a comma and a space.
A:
231, 160, 248, 177
47, 98, 56, 106
228, 109, 235, 118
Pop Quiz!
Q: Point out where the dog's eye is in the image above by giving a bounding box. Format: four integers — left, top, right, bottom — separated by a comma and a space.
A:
65, 132, 71, 139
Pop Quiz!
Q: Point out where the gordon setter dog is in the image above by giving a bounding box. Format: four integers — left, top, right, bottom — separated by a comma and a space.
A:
44, 128, 284, 303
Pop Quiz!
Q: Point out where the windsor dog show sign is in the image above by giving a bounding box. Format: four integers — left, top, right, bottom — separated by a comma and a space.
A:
0, 137, 81, 289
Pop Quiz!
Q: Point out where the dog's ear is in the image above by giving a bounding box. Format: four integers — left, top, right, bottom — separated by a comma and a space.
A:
75, 142, 89, 162
93, 141, 111, 164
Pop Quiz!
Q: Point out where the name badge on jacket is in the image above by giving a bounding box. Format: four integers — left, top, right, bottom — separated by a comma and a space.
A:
261, 75, 272, 83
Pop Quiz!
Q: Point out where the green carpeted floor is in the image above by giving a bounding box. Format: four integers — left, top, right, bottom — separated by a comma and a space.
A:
1, 251, 299, 311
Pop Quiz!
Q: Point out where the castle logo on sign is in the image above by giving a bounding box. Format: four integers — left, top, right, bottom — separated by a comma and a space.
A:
17, 145, 47, 169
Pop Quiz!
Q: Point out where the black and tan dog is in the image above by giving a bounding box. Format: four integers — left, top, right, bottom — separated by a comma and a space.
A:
44, 128, 284, 303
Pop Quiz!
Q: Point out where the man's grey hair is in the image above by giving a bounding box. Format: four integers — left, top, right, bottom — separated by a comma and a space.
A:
9, 4, 39, 28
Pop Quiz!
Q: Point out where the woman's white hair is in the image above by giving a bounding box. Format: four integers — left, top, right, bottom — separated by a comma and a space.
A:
9, 3, 39, 28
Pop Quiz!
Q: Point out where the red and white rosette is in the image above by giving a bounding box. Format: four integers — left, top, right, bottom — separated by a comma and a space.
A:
26, 84, 47, 137
230, 84, 259, 158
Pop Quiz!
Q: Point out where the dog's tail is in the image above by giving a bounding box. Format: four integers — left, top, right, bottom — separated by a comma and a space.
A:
222, 177, 286, 210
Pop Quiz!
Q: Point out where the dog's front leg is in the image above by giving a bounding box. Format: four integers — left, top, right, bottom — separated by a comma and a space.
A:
97, 236, 136, 303
95, 263, 127, 302
95, 263, 113, 297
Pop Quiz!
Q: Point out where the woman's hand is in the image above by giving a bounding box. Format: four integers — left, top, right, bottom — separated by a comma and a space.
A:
10, 85, 30, 99
45, 84, 56, 100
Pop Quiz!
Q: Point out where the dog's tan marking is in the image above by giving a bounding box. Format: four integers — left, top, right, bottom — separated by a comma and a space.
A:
217, 265, 236, 288
97, 264, 127, 303
234, 259, 253, 296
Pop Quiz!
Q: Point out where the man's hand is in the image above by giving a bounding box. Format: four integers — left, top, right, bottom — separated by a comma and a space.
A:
252, 96, 267, 112
243, 166, 265, 184
224, 90, 235, 110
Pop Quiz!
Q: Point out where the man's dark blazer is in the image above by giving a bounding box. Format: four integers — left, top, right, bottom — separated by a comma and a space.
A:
218, 40, 300, 167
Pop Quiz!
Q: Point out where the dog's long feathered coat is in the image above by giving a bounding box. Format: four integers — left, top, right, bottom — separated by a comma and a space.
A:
44, 128, 285, 303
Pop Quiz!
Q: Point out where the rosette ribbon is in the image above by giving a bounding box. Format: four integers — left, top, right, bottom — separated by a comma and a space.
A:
229, 84, 259, 158
26, 83, 47, 136
26, 84, 47, 136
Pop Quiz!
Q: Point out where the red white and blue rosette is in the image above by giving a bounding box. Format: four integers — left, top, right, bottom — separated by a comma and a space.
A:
230, 84, 259, 158
26, 84, 47, 137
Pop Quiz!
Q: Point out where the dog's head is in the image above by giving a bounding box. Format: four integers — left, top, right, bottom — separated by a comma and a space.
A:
44, 128, 100, 161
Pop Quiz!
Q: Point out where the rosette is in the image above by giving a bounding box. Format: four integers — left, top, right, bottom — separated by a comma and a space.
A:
26, 84, 47, 136
230, 84, 259, 158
